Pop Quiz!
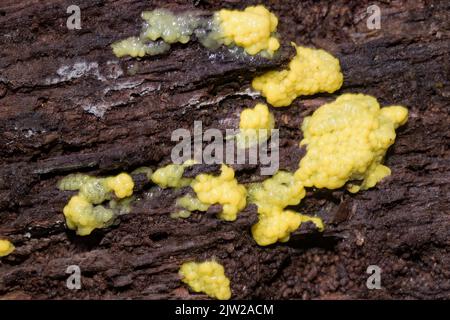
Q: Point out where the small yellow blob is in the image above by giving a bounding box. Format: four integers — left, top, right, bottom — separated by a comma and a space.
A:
252, 210, 324, 246
111, 37, 147, 58
179, 260, 231, 300
191, 164, 247, 221
294, 93, 409, 192
248, 171, 322, 246
151, 161, 194, 189
237, 103, 275, 148
104, 173, 134, 199
252, 44, 343, 107
252, 209, 301, 246
63, 195, 114, 236
215, 5, 280, 56
0, 239, 15, 257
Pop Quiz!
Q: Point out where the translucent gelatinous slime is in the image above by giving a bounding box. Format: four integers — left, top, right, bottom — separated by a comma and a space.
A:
112, 5, 280, 58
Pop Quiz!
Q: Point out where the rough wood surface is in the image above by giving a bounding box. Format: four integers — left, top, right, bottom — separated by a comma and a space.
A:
0, 0, 449, 299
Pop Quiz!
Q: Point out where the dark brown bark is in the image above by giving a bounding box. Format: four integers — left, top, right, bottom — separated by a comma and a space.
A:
0, 0, 449, 299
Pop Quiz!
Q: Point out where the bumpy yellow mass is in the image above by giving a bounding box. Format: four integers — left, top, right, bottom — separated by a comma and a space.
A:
104, 173, 134, 199
63, 195, 114, 236
179, 260, 231, 300
191, 164, 246, 221
252, 44, 343, 107
215, 5, 280, 56
237, 103, 275, 148
295, 93, 408, 192
249, 171, 305, 215
249, 171, 323, 246
151, 161, 194, 189
0, 239, 15, 257
252, 209, 300, 245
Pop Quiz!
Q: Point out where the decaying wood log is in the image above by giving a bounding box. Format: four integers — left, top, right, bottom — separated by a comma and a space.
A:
0, 0, 449, 299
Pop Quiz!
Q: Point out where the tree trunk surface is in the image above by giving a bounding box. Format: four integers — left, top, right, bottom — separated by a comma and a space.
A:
0, 0, 449, 299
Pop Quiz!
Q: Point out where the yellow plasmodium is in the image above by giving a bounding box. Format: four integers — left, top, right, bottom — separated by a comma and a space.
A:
0, 239, 15, 257
249, 171, 305, 214
111, 36, 172, 58
63, 195, 114, 236
141, 9, 201, 44
59, 172, 134, 236
191, 164, 246, 221
111, 37, 147, 58
179, 260, 231, 300
249, 171, 323, 246
151, 161, 195, 189
236, 103, 275, 148
104, 173, 134, 199
252, 44, 343, 107
294, 93, 409, 192
112, 8, 192, 58
215, 5, 280, 56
